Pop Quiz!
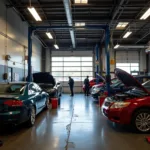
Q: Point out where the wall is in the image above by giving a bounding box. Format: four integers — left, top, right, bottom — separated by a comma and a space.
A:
0, 0, 42, 82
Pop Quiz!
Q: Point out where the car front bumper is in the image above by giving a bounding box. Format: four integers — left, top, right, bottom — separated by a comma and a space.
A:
101, 98, 131, 125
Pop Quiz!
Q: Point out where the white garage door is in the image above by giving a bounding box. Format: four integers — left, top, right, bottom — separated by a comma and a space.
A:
116, 51, 139, 74
51, 56, 93, 93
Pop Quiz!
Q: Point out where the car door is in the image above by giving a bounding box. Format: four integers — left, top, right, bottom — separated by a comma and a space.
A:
34, 83, 47, 108
28, 84, 41, 110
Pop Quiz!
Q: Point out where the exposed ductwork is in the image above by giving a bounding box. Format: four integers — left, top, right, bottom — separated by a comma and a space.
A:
63, 0, 76, 49
117, 45, 149, 49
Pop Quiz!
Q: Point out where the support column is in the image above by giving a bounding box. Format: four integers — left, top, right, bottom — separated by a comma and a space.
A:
148, 53, 150, 75
45, 48, 51, 72
27, 27, 33, 82
105, 27, 111, 96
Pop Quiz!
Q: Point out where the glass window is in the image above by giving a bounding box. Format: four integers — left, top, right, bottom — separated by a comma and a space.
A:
52, 67, 63, 71
52, 62, 63, 67
64, 57, 80, 62
131, 63, 139, 67
82, 72, 93, 76
81, 62, 92, 66
64, 67, 81, 71
64, 62, 81, 66
52, 72, 63, 77
82, 67, 93, 71
116, 63, 130, 67
52, 57, 63, 61
64, 72, 81, 77
82, 57, 93, 61
29, 84, 37, 95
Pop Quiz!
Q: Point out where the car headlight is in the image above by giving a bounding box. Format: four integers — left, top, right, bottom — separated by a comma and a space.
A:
110, 102, 130, 109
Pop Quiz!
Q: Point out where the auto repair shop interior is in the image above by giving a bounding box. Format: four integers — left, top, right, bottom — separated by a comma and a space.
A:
0, 0, 150, 149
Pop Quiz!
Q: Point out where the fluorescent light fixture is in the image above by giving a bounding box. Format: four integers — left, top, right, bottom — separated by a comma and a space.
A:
28, 7, 42, 21
114, 44, 120, 49
46, 32, 53, 39
75, 22, 85, 26
75, 0, 88, 4
116, 22, 128, 29
123, 31, 132, 38
54, 44, 59, 49
140, 8, 150, 20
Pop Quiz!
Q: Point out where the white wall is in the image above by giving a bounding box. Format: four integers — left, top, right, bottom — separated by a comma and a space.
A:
0, 0, 42, 81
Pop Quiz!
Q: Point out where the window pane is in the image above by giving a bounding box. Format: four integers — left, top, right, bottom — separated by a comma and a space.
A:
82, 67, 93, 71
52, 62, 63, 66
117, 66, 130, 73
131, 63, 139, 67
82, 72, 93, 76
82, 57, 92, 61
64, 62, 80, 66
52, 57, 63, 61
55, 77, 64, 82
81, 62, 92, 66
64, 57, 80, 62
131, 67, 139, 71
116, 63, 130, 67
64, 67, 81, 71
52, 67, 63, 71
64, 72, 81, 76
52, 72, 63, 77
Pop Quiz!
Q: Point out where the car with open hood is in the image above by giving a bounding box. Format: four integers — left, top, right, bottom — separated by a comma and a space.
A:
32, 72, 62, 103
102, 68, 150, 133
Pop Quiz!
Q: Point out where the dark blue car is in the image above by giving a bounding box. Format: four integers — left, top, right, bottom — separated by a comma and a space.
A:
0, 82, 49, 127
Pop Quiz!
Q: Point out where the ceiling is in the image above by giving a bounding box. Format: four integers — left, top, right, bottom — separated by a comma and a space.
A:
7, 0, 150, 50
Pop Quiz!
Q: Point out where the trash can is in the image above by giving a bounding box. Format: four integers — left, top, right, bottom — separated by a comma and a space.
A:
51, 98, 58, 109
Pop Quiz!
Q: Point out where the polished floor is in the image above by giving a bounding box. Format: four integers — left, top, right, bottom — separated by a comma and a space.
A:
0, 94, 149, 150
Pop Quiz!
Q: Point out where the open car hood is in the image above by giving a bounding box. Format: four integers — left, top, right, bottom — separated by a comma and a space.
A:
96, 73, 105, 82
115, 68, 149, 94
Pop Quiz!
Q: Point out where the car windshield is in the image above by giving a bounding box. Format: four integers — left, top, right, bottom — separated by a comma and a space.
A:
0, 84, 25, 95
129, 80, 150, 94
111, 80, 123, 88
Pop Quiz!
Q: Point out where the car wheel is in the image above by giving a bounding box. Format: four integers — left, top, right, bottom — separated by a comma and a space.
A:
45, 98, 51, 109
132, 109, 150, 133
27, 106, 36, 127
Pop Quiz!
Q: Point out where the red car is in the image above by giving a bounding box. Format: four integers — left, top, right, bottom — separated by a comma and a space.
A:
102, 68, 150, 133
82, 77, 104, 92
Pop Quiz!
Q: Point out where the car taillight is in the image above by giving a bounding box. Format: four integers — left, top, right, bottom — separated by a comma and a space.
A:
4, 100, 23, 107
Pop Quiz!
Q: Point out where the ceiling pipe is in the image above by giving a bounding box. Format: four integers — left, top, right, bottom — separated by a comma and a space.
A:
118, 45, 148, 49
63, 0, 76, 49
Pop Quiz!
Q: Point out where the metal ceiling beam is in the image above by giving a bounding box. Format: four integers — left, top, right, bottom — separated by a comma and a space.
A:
63, 0, 76, 49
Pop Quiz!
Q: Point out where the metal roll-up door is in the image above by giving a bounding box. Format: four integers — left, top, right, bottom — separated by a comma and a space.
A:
116, 51, 139, 63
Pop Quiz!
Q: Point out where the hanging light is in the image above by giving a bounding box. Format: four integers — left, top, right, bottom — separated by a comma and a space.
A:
54, 44, 59, 49
114, 44, 120, 49
140, 8, 150, 20
46, 32, 53, 39
123, 31, 132, 38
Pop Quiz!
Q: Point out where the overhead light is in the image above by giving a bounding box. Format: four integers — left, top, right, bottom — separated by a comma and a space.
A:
27, 7, 42, 21
54, 44, 59, 49
114, 44, 120, 49
123, 31, 132, 38
75, 0, 88, 4
116, 22, 128, 29
46, 32, 53, 39
75, 22, 85, 26
140, 8, 150, 20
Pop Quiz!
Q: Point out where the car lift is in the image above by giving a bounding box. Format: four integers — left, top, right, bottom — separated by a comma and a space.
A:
27, 25, 111, 95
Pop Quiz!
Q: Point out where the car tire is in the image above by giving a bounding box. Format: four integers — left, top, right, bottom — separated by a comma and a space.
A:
45, 98, 51, 110
27, 106, 36, 127
132, 109, 150, 133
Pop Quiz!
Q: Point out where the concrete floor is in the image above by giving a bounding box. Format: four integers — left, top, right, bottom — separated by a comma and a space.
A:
0, 94, 149, 150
